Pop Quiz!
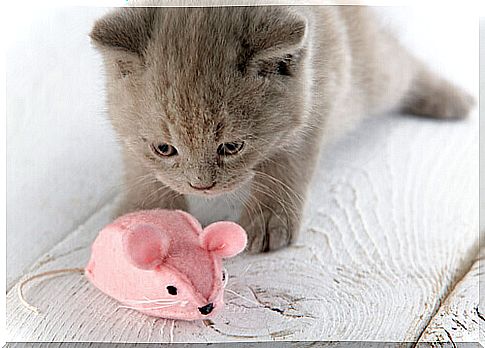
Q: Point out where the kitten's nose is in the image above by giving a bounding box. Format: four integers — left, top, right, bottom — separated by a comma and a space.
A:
198, 303, 214, 315
189, 182, 216, 191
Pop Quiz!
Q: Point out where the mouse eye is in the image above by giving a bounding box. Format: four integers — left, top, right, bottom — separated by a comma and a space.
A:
152, 143, 178, 157
217, 142, 244, 156
166, 285, 178, 295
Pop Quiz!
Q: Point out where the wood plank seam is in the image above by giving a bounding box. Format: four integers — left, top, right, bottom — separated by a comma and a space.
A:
413, 244, 482, 346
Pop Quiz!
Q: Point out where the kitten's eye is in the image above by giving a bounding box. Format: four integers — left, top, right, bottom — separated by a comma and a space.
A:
217, 142, 244, 156
152, 143, 178, 157
256, 54, 294, 77
166, 285, 178, 295
276, 58, 291, 76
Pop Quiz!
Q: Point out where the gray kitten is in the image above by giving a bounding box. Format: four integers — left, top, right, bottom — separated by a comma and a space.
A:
90, 6, 474, 252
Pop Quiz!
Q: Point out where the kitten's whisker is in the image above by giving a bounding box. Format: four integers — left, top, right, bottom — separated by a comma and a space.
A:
247, 179, 298, 230
251, 181, 300, 220
249, 186, 289, 228
112, 172, 158, 198
229, 188, 264, 238
140, 184, 177, 209
253, 174, 304, 212
139, 186, 165, 209
245, 143, 281, 167
254, 198, 267, 240
93, 172, 158, 213
239, 189, 267, 239
240, 264, 253, 277
252, 170, 304, 202
257, 188, 300, 230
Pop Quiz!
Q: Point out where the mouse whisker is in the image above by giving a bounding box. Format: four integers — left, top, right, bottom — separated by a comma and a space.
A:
125, 298, 179, 304
142, 295, 178, 302
222, 268, 229, 288
224, 288, 263, 308
117, 303, 180, 311
140, 304, 180, 310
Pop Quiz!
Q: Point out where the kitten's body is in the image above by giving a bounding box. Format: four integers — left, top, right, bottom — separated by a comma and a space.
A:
91, 6, 473, 252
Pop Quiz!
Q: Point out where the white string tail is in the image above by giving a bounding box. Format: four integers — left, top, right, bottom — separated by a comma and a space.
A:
18, 267, 85, 314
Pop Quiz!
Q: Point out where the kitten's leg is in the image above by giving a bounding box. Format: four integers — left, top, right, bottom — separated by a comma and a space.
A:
401, 66, 475, 119
239, 147, 317, 253
114, 158, 186, 218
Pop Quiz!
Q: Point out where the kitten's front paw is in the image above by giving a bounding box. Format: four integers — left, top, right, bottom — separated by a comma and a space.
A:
239, 204, 300, 253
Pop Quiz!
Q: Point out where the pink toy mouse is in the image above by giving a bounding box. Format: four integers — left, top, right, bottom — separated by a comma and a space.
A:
85, 209, 247, 321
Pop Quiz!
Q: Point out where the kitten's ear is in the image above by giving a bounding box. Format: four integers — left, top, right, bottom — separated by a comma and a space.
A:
90, 8, 155, 77
250, 9, 307, 54
242, 8, 307, 77
90, 8, 155, 55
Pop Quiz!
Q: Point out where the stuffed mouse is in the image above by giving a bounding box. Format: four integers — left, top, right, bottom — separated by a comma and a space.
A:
85, 209, 247, 321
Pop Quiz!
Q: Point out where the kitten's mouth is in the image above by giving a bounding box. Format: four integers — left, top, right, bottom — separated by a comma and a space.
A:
188, 182, 221, 196
186, 174, 253, 197
189, 182, 216, 191
186, 181, 244, 197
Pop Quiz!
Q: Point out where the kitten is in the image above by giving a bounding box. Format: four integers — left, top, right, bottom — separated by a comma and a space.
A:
90, 6, 474, 253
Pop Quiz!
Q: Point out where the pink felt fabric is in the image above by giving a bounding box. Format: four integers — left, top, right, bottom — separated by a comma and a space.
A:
85, 209, 247, 321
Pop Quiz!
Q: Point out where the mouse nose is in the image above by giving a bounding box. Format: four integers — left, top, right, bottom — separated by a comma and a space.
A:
198, 303, 214, 315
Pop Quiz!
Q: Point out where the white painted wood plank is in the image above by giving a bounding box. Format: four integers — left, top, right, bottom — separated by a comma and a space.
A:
6, 113, 478, 343
418, 249, 484, 345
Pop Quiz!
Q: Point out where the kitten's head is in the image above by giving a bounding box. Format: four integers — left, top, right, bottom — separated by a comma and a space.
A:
91, 7, 309, 196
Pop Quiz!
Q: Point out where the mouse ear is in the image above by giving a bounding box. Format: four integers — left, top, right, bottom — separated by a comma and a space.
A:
199, 222, 247, 258
122, 224, 169, 270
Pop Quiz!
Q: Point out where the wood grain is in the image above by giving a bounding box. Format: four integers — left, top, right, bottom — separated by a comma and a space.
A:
6, 114, 478, 343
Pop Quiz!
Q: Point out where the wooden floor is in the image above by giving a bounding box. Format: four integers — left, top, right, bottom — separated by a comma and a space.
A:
6, 113, 481, 345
